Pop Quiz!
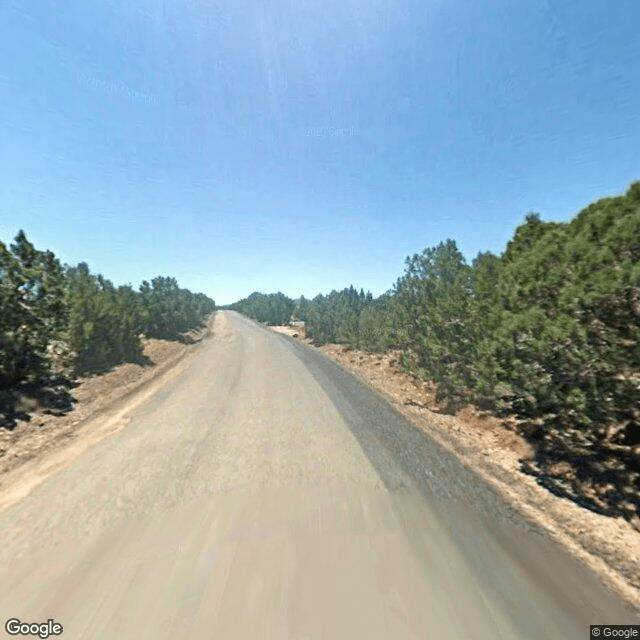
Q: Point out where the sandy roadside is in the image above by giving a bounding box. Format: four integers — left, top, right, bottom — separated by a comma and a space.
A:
0, 318, 213, 481
269, 324, 640, 609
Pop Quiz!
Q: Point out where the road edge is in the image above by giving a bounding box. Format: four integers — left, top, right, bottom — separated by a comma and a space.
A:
0, 316, 215, 513
275, 330, 640, 613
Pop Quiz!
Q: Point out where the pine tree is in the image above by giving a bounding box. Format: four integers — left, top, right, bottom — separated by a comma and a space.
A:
0, 232, 67, 384
392, 239, 473, 406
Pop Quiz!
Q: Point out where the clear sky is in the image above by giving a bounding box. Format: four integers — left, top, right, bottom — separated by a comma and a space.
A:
1, 0, 638, 305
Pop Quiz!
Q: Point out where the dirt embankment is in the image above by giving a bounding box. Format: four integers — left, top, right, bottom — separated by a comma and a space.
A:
0, 320, 213, 479
270, 325, 640, 607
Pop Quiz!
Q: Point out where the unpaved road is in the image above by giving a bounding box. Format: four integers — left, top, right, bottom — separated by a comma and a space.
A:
0, 311, 638, 639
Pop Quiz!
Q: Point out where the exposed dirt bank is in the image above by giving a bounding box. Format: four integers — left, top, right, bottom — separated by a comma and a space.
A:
0, 319, 213, 480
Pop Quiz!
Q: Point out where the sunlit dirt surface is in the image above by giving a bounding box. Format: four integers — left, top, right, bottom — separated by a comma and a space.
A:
0, 313, 637, 640
293, 336, 640, 602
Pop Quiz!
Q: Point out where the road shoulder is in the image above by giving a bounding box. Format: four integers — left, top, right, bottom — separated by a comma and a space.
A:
270, 327, 640, 611
0, 318, 214, 510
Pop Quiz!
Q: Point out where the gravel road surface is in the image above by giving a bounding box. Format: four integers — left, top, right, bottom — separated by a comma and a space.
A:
0, 311, 637, 639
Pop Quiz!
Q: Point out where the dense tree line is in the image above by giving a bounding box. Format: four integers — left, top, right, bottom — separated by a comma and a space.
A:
294, 286, 374, 346
234, 181, 639, 523
138, 276, 216, 341
298, 184, 639, 425
226, 292, 295, 326
0, 231, 215, 384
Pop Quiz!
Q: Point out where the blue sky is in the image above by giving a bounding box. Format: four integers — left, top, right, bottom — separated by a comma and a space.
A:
1, 0, 638, 305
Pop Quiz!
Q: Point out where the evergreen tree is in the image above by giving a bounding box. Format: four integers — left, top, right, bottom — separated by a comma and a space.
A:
229, 292, 295, 325
393, 239, 473, 405
0, 230, 214, 385
0, 231, 67, 384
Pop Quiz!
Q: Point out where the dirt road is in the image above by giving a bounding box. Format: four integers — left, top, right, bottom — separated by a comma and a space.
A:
0, 311, 638, 639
